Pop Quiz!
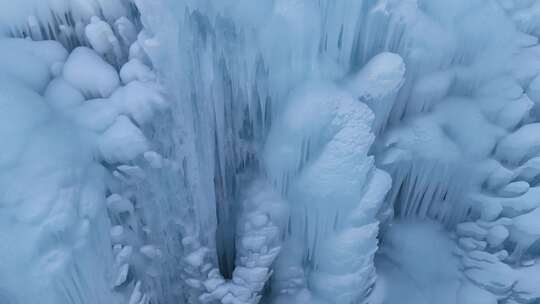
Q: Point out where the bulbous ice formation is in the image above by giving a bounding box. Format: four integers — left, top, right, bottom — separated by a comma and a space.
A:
263, 76, 394, 303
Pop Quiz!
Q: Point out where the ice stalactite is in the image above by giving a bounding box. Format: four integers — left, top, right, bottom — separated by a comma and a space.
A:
383, 160, 473, 226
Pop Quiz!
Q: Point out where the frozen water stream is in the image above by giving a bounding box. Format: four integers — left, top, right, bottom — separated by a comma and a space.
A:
374, 220, 462, 304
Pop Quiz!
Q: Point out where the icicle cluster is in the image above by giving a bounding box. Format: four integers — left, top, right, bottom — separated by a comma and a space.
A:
366, 0, 540, 303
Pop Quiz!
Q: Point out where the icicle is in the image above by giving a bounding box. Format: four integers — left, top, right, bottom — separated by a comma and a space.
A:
385, 159, 472, 227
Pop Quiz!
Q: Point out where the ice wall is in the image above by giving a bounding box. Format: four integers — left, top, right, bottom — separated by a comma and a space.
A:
133, 0, 540, 303
131, 0, 397, 303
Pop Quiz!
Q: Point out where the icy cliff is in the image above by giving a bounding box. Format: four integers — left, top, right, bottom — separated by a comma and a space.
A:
0, 0, 540, 304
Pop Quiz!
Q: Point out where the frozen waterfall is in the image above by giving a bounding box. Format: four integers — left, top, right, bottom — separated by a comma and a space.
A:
0, 0, 540, 304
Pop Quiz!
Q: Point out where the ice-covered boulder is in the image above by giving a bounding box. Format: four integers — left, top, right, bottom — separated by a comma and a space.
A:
496, 123, 540, 164
44, 78, 85, 110
510, 208, 540, 252
63, 47, 120, 97
110, 81, 166, 124
71, 98, 121, 131
120, 58, 156, 84
98, 115, 149, 163
462, 251, 517, 294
